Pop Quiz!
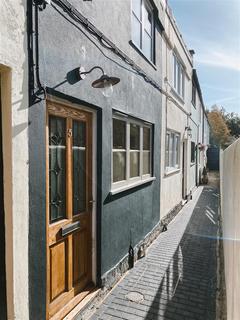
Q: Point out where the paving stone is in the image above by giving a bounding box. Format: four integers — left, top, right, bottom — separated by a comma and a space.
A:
86, 187, 219, 320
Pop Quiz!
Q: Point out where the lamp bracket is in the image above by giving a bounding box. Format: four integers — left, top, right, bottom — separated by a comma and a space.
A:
79, 65, 105, 79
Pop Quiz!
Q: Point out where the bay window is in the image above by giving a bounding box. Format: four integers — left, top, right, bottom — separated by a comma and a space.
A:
112, 115, 152, 189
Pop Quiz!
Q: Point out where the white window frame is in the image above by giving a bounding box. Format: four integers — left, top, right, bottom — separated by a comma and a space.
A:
131, 0, 154, 62
173, 53, 185, 99
112, 113, 152, 190
165, 130, 180, 173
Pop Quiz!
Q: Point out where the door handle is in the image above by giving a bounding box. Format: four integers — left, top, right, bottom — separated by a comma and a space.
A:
61, 221, 81, 237
89, 200, 96, 204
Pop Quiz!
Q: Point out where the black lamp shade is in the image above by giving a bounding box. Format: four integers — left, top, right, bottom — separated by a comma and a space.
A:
91, 75, 120, 88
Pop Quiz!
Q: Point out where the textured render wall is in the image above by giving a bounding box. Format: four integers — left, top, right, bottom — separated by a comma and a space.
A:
0, 1, 29, 319
220, 139, 240, 320
37, 0, 162, 274
28, 4, 162, 316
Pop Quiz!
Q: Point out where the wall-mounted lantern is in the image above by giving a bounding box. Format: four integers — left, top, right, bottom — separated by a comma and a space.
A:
185, 126, 192, 138
78, 66, 120, 97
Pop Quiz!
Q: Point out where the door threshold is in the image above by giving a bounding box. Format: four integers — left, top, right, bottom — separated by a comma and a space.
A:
50, 285, 98, 320
63, 287, 100, 320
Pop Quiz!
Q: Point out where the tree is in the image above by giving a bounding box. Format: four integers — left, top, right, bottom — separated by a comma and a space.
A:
207, 107, 230, 147
224, 113, 240, 138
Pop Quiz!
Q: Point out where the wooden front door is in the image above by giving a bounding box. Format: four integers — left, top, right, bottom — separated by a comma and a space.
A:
47, 101, 93, 319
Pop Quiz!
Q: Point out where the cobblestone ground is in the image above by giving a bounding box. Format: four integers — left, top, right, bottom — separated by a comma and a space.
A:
89, 186, 220, 320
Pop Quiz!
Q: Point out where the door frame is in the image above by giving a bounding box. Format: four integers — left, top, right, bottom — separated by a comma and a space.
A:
46, 96, 97, 319
0, 72, 7, 319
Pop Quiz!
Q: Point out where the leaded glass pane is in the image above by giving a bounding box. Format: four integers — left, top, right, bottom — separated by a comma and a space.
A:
73, 121, 86, 215
49, 116, 66, 223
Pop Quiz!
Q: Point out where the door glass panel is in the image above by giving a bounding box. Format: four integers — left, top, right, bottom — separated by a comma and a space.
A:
73, 120, 86, 215
49, 116, 66, 223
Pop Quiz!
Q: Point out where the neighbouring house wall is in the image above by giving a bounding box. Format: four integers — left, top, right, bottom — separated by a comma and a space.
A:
220, 138, 240, 320
160, 1, 193, 219
0, 1, 29, 319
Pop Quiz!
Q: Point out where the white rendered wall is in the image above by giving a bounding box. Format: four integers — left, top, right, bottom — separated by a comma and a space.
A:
0, 0, 29, 318
220, 139, 240, 320
160, 5, 193, 219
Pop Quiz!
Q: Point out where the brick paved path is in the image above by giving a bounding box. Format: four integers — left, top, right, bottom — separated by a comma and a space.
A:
90, 186, 220, 320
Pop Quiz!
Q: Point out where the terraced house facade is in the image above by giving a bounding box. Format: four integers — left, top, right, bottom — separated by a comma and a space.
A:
0, 0, 209, 319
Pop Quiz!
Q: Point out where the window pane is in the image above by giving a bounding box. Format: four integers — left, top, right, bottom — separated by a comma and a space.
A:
169, 133, 174, 167
165, 133, 170, 167
181, 69, 184, 97
173, 56, 177, 89
73, 121, 86, 215
113, 118, 126, 149
132, 14, 141, 48
132, 0, 141, 19
49, 116, 66, 223
113, 152, 126, 182
130, 151, 140, 177
130, 123, 140, 149
143, 4, 152, 35
143, 151, 150, 174
143, 31, 152, 60
175, 135, 180, 167
143, 127, 150, 150
177, 63, 181, 94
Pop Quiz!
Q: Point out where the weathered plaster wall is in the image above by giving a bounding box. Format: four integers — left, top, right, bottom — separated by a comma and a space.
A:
220, 139, 240, 320
0, 0, 29, 319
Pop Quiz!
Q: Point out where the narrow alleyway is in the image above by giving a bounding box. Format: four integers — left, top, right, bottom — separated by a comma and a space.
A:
87, 186, 220, 320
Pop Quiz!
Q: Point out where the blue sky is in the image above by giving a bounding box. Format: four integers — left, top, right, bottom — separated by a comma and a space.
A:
169, 0, 240, 115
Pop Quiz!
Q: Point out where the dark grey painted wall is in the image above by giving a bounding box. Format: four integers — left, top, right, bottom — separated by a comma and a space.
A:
29, 0, 163, 318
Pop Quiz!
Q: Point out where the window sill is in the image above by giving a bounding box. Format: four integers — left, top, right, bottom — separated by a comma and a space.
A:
129, 40, 157, 70
170, 87, 185, 104
164, 168, 180, 177
110, 177, 156, 195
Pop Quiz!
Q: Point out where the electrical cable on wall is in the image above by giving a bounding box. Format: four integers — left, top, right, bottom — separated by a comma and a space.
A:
32, 0, 191, 117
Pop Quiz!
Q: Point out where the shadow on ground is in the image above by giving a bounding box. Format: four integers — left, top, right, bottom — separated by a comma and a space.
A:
145, 186, 219, 320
